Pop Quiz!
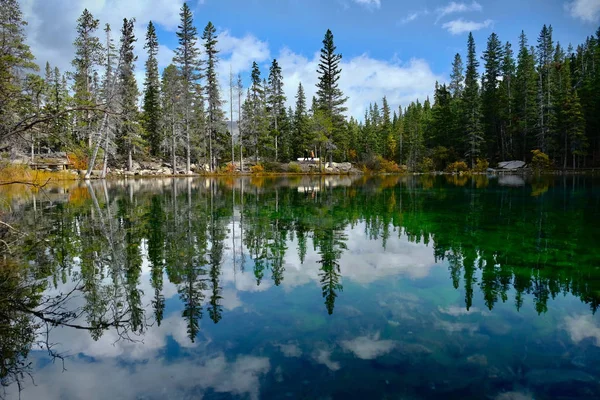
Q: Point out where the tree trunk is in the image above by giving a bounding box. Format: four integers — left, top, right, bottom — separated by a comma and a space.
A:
209, 118, 213, 172
128, 145, 133, 172
172, 113, 176, 175
185, 109, 190, 173
101, 119, 110, 179
274, 116, 278, 162
86, 113, 110, 179
564, 132, 568, 170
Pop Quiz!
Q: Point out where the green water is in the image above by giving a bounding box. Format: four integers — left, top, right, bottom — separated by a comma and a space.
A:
2, 174, 600, 399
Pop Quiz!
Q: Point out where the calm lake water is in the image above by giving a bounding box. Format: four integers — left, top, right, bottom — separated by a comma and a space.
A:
2, 174, 600, 399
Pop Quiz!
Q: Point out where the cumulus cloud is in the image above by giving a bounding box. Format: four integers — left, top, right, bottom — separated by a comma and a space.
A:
564, 0, 600, 23
442, 18, 493, 35
278, 49, 442, 119
436, 1, 483, 23
19, 0, 440, 120
353, 0, 382, 9
340, 332, 396, 359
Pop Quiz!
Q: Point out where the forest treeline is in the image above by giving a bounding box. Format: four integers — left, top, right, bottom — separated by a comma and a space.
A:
2, 0, 600, 173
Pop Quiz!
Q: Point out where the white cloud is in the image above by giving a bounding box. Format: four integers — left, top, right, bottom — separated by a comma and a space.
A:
564, 0, 600, 23
436, 1, 483, 23
399, 9, 430, 25
353, 0, 381, 9
19, 0, 441, 119
442, 18, 493, 35
278, 49, 442, 120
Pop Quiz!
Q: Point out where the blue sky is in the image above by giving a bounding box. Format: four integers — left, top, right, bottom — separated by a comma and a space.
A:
20, 0, 600, 118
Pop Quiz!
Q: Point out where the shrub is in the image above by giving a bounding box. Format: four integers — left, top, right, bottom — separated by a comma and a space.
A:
473, 158, 489, 172
380, 158, 402, 173
531, 150, 551, 172
250, 164, 265, 174
363, 155, 403, 173
67, 147, 94, 170
418, 157, 435, 173
445, 161, 469, 173
262, 161, 283, 173
287, 162, 302, 173
223, 162, 236, 174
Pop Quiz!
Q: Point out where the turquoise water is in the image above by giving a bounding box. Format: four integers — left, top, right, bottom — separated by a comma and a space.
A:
2, 175, 600, 399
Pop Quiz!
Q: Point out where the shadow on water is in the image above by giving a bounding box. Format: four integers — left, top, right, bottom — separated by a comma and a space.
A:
1, 174, 600, 399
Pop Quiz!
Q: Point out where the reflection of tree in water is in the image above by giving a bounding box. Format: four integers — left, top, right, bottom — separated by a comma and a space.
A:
2, 175, 600, 394
315, 228, 346, 315
146, 196, 165, 325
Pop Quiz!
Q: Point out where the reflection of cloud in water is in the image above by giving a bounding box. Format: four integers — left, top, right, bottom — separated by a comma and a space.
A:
278, 222, 439, 290
340, 332, 396, 360
438, 305, 489, 317
17, 354, 270, 400
564, 315, 600, 345
313, 349, 340, 371
276, 342, 302, 357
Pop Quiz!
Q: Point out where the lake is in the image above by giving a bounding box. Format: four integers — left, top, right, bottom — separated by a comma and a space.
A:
1, 174, 600, 399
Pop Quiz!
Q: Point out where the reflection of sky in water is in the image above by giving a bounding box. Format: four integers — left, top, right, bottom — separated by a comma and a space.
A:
9, 181, 600, 400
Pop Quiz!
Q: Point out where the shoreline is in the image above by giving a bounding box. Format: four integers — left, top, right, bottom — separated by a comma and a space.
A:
1, 167, 598, 185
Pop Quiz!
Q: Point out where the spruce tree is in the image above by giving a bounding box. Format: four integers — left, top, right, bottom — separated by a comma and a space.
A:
250, 62, 261, 161
481, 32, 504, 161
0, 0, 37, 143
117, 18, 140, 172
267, 59, 285, 161
463, 32, 484, 168
514, 32, 538, 161
499, 41, 516, 159
293, 82, 310, 159
536, 24, 554, 152
316, 29, 347, 163
449, 53, 464, 98
161, 64, 182, 174
202, 21, 224, 171
174, 2, 202, 173
72, 9, 103, 148
143, 21, 162, 157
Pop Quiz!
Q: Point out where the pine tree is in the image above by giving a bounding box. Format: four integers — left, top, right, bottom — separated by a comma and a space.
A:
463, 32, 484, 168
293, 82, 311, 159
202, 21, 224, 171
514, 32, 539, 161
117, 18, 140, 172
449, 53, 464, 98
267, 59, 285, 161
499, 41, 516, 159
174, 2, 202, 173
72, 9, 103, 148
0, 0, 37, 143
249, 62, 265, 162
316, 29, 347, 163
481, 32, 504, 161
161, 64, 182, 174
536, 24, 554, 152
143, 21, 162, 157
